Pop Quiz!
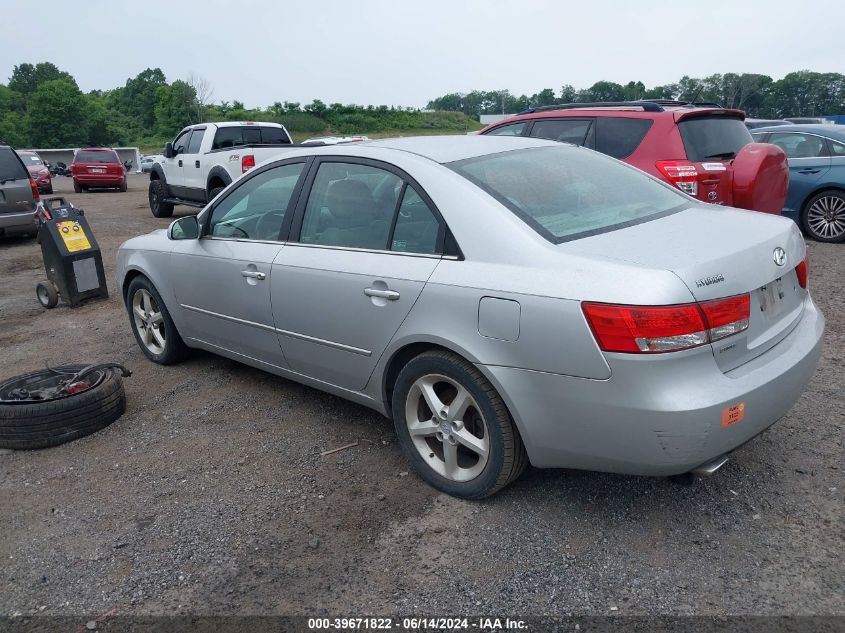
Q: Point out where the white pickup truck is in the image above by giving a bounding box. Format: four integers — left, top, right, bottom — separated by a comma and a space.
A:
148, 121, 297, 217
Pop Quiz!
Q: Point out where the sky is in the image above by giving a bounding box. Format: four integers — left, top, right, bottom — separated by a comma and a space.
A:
2, 0, 843, 109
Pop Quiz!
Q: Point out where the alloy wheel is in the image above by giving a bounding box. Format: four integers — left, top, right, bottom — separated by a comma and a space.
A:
404, 373, 489, 482
132, 289, 166, 355
807, 195, 845, 240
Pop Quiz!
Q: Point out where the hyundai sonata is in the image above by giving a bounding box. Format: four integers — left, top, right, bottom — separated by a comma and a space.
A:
117, 136, 824, 498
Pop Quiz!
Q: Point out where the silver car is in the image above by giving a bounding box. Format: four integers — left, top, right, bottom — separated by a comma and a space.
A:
117, 136, 824, 498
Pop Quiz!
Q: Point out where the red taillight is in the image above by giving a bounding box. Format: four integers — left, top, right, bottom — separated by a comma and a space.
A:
583, 294, 750, 354
795, 255, 809, 289
655, 160, 698, 196
241, 154, 256, 173
29, 178, 40, 201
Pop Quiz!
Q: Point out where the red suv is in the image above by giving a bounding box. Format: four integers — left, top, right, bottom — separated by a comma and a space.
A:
71, 148, 127, 193
480, 100, 788, 213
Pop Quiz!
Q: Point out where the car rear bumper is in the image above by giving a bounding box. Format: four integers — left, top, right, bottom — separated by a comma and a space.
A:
483, 296, 824, 475
74, 174, 124, 186
0, 209, 38, 233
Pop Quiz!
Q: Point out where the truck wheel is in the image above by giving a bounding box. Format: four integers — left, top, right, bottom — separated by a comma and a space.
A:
149, 180, 173, 218
73, 180, 82, 194
0, 365, 127, 450
209, 186, 224, 201
36, 282, 59, 309
802, 190, 845, 243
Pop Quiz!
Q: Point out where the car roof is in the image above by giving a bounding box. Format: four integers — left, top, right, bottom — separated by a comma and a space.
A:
751, 124, 845, 139
362, 135, 559, 163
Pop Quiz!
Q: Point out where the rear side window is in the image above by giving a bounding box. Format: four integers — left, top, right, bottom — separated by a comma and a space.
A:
391, 187, 440, 254
595, 118, 653, 159
530, 119, 593, 145
485, 122, 528, 136
449, 146, 687, 243
74, 151, 118, 163
828, 139, 845, 156
0, 148, 28, 180
678, 116, 753, 162
261, 127, 291, 144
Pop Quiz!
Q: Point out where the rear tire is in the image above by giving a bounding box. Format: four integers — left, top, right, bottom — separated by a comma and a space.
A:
126, 276, 187, 365
119, 178, 128, 193
149, 180, 174, 218
391, 350, 527, 499
73, 180, 81, 194
208, 186, 224, 201
801, 190, 845, 243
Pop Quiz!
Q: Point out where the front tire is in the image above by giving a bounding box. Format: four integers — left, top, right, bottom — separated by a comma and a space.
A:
391, 350, 527, 499
149, 180, 174, 218
126, 277, 187, 365
802, 190, 845, 243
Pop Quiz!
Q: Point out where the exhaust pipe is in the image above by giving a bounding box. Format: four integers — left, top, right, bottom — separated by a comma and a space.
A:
691, 454, 729, 476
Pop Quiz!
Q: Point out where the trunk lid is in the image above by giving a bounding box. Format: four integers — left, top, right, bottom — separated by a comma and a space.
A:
564, 205, 807, 371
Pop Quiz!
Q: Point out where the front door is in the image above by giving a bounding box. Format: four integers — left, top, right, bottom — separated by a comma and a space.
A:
162, 129, 190, 198
271, 159, 444, 390
171, 161, 308, 368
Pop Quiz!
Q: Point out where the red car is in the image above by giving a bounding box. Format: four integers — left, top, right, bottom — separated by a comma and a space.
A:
71, 148, 127, 193
479, 100, 788, 213
16, 150, 52, 194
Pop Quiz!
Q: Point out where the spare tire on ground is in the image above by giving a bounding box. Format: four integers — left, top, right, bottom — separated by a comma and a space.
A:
0, 364, 129, 450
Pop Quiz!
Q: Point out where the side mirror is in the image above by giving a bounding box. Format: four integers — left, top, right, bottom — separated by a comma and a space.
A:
168, 216, 199, 240
164, 142, 174, 159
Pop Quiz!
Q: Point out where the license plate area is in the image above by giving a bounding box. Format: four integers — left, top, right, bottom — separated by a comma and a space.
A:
90, 167, 105, 174
757, 278, 786, 321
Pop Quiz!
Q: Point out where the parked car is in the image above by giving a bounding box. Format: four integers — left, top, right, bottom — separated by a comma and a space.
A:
149, 121, 293, 217
140, 154, 163, 173
752, 124, 845, 242
15, 150, 52, 193
745, 118, 793, 130
785, 118, 827, 125
0, 143, 39, 238
479, 100, 788, 213
71, 148, 127, 193
117, 136, 823, 498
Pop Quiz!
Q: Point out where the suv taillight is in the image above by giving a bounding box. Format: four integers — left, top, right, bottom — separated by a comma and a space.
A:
796, 255, 809, 289
582, 294, 750, 354
655, 160, 698, 196
242, 154, 256, 173
29, 177, 40, 201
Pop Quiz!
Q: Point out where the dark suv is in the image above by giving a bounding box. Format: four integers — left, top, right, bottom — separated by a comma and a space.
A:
480, 100, 788, 213
0, 143, 39, 238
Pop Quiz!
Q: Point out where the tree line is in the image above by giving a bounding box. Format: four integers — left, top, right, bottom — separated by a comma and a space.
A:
0, 62, 475, 150
426, 71, 845, 119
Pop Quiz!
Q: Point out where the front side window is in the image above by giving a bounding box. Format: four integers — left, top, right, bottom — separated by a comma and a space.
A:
530, 119, 593, 145
299, 162, 403, 250
186, 129, 205, 154
450, 146, 687, 243
208, 162, 305, 240
485, 122, 527, 137
173, 131, 191, 155
768, 133, 826, 159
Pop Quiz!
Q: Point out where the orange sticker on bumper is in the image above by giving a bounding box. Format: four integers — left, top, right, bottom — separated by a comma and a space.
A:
721, 402, 745, 428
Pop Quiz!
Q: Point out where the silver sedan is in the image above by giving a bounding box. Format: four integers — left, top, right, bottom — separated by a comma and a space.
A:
117, 136, 824, 498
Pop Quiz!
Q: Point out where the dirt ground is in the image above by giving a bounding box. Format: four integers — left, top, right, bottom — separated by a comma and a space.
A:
0, 173, 842, 620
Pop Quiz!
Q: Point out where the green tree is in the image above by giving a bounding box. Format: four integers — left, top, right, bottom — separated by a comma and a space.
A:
120, 68, 167, 132
9, 62, 74, 95
25, 78, 88, 147
154, 80, 197, 135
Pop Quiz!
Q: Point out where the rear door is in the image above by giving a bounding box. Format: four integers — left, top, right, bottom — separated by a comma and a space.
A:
676, 114, 753, 206
0, 147, 35, 216
528, 118, 595, 148
271, 158, 443, 390
766, 131, 831, 216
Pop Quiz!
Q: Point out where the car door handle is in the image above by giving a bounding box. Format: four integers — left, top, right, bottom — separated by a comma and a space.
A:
178, 159, 183, 167
241, 270, 266, 280
364, 288, 400, 300
798, 168, 821, 174
195, 160, 200, 168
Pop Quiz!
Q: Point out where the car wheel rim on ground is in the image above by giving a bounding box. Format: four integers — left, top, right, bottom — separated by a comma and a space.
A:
404, 373, 489, 482
807, 195, 845, 239
132, 288, 166, 355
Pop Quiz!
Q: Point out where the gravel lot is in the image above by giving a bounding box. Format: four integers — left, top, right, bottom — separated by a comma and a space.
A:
0, 173, 842, 620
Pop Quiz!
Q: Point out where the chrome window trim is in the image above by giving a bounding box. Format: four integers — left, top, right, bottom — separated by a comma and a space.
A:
284, 241, 444, 260
204, 236, 287, 246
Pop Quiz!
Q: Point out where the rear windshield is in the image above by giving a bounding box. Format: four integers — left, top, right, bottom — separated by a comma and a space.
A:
74, 150, 118, 163
449, 146, 687, 243
17, 152, 43, 166
211, 126, 291, 150
0, 148, 29, 180
678, 116, 753, 162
